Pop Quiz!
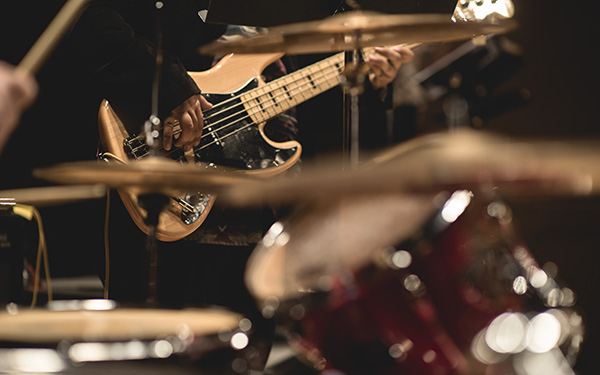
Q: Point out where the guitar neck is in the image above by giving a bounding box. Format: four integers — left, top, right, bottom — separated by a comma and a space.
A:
242, 52, 346, 123
241, 44, 420, 124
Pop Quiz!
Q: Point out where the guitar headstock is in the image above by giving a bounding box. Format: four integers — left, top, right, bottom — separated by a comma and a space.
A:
452, 0, 515, 22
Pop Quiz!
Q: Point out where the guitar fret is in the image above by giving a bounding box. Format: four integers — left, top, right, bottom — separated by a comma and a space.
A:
243, 52, 346, 124
255, 96, 265, 112
283, 85, 292, 101
268, 91, 279, 107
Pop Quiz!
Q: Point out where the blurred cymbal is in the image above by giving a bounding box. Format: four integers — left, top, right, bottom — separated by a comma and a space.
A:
198, 11, 518, 55
0, 306, 242, 343
221, 130, 600, 206
33, 157, 257, 195
0, 184, 107, 207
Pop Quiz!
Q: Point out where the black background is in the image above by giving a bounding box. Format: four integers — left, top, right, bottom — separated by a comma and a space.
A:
2, 0, 600, 373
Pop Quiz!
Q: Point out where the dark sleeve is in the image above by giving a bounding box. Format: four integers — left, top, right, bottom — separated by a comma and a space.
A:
356, 78, 394, 150
66, 0, 200, 120
361, 77, 393, 110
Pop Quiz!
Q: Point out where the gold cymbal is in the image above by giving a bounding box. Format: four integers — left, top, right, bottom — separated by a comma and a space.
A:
221, 130, 600, 206
0, 184, 107, 207
32, 157, 257, 195
198, 11, 518, 55
0, 306, 241, 343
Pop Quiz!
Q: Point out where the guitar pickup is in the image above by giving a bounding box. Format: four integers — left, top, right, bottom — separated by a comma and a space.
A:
172, 193, 212, 225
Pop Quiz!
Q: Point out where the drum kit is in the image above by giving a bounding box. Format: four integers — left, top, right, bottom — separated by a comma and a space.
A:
0, 3, 592, 375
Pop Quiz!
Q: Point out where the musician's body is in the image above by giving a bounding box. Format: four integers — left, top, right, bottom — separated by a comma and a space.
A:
0, 0, 412, 371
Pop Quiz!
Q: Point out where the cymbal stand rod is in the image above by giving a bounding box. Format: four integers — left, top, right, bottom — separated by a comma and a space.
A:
342, 51, 352, 168
144, 1, 165, 156
137, 193, 170, 306
341, 33, 368, 170
349, 84, 360, 169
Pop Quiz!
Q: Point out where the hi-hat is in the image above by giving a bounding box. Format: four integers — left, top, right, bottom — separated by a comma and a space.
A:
33, 157, 258, 195
198, 11, 518, 55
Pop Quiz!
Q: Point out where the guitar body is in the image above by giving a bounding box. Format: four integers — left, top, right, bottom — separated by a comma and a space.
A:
98, 52, 302, 242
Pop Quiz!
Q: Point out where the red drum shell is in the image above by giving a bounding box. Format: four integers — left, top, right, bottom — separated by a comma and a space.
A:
246, 191, 583, 374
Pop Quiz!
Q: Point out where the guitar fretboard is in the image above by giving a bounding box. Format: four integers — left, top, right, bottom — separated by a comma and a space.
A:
242, 53, 346, 123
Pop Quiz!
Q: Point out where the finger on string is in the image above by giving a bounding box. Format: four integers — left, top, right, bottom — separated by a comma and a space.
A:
175, 113, 193, 148
392, 46, 415, 63
194, 108, 204, 145
200, 95, 213, 110
163, 120, 175, 150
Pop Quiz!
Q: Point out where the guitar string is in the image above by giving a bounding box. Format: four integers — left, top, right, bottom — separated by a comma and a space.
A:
129, 44, 420, 157
132, 54, 344, 151
130, 58, 343, 157
187, 63, 342, 153
205, 55, 344, 121
191, 44, 414, 132
202, 54, 344, 122
171, 45, 395, 143
179, 44, 415, 147
199, 62, 342, 136
178, 65, 340, 155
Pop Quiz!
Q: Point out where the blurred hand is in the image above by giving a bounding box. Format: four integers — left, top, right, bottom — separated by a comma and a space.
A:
163, 94, 212, 151
0, 61, 38, 153
366, 45, 415, 90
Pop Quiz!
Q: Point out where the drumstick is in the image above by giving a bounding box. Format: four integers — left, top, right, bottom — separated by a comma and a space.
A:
18, 0, 90, 75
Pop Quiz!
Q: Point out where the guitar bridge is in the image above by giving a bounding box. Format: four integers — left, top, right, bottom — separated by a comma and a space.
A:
173, 193, 212, 224
123, 134, 149, 160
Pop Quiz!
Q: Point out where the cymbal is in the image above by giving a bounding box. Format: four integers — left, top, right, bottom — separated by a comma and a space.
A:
33, 157, 258, 195
0, 184, 107, 206
198, 11, 518, 55
0, 306, 241, 343
221, 130, 600, 206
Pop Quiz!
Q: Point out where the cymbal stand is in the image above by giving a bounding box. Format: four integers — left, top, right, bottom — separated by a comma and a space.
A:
340, 32, 369, 170
138, 193, 169, 305
144, 1, 164, 156
140, 1, 167, 305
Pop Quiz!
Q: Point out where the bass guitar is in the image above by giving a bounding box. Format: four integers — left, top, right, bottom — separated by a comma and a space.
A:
98, 51, 349, 241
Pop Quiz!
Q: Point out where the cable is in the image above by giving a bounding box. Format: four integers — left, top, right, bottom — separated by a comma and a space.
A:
103, 188, 111, 299
12, 204, 52, 307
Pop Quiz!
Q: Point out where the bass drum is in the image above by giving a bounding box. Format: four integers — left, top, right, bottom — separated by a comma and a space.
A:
245, 191, 584, 375
0, 299, 254, 374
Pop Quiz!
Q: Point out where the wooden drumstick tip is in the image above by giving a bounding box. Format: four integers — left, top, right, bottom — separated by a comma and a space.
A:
17, 0, 90, 75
